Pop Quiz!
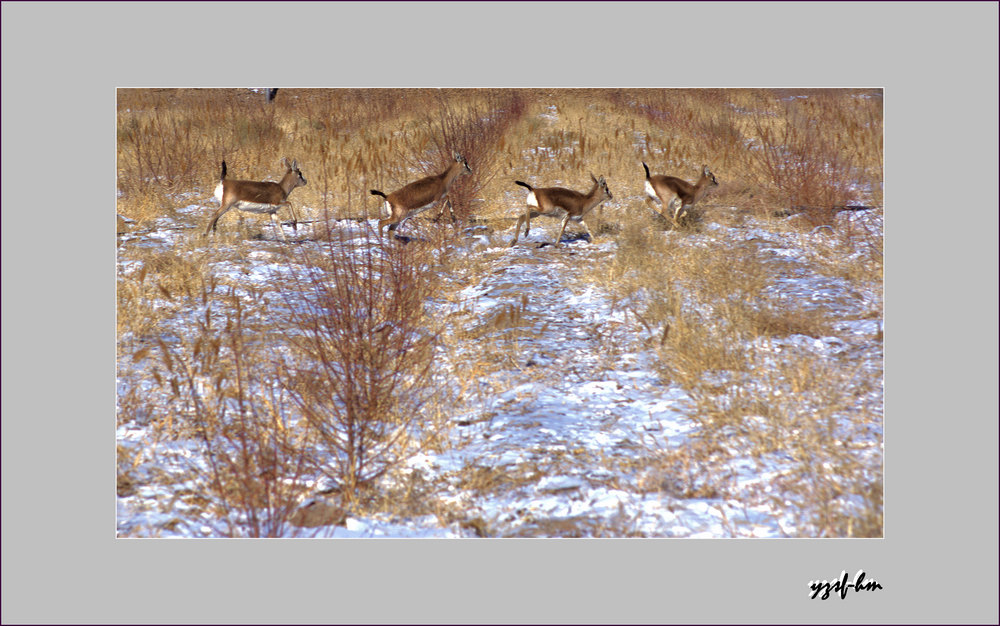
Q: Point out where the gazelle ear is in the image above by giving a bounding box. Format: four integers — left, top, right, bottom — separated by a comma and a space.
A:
291, 159, 298, 170
282, 157, 291, 169
590, 173, 598, 183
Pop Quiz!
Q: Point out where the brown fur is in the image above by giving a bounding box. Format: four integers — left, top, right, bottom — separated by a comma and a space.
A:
204, 158, 307, 241
371, 153, 472, 237
643, 162, 718, 223
508, 174, 613, 247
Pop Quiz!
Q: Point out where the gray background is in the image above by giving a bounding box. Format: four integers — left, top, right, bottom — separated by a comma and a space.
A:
2, 1, 997, 623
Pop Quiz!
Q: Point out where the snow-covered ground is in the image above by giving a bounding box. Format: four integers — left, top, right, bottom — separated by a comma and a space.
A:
117, 205, 883, 538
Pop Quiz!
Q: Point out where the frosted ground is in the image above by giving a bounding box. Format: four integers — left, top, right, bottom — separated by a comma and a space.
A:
116, 200, 883, 538
117, 97, 882, 538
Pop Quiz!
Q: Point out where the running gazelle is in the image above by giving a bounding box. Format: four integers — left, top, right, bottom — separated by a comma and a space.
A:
508, 174, 613, 247
370, 152, 472, 238
642, 162, 718, 224
204, 158, 307, 241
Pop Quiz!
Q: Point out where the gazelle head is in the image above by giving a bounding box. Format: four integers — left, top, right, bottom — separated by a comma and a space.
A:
453, 152, 472, 177
282, 158, 308, 192
701, 165, 719, 189
590, 173, 613, 202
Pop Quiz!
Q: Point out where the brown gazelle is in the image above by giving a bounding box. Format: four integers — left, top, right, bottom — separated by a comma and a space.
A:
204, 158, 307, 241
642, 162, 718, 224
370, 152, 472, 238
508, 175, 613, 247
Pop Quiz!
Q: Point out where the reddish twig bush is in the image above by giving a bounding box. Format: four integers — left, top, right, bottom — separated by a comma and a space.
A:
280, 227, 447, 498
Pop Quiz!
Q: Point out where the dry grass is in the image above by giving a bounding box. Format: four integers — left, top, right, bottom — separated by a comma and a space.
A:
569, 115, 882, 536
117, 87, 883, 231
118, 88, 883, 537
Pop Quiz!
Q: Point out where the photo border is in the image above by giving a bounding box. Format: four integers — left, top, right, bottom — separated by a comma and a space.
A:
2, 2, 997, 623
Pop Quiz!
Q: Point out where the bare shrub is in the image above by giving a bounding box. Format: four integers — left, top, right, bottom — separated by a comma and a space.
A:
279, 228, 448, 499
148, 294, 316, 538
740, 91, 883, 218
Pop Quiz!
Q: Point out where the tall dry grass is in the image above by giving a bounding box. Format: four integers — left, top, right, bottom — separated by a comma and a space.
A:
577, 188, 881, 536
147, 293, 315, 537
611, 88, 883, 218
118, 88, 883, 537
117, 87, 883, 231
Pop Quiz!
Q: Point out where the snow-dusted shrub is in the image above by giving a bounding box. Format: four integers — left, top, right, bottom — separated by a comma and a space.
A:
280, 228, 448, 499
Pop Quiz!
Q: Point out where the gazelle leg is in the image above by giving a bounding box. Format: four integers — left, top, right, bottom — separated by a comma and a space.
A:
666, 197, 679, 219
509, 214, 526, 247
286, 202, 299, 233
582, 218, 594, 243
673, 200, 690, 225
379, 217, 400, 238
398, 213, 415, 235
205, 201, 235, 236
644, 196, 660, 215
271, 213, 288, 241
645, 197, 669, 223
554, 214, 571, 247
379, 206, 401, 238
435, 197, 457, 223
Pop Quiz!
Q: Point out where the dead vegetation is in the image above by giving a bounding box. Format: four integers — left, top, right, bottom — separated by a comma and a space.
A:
118, 88, 883, 537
